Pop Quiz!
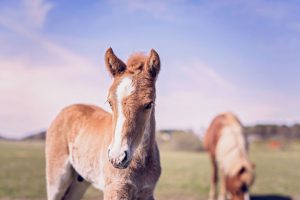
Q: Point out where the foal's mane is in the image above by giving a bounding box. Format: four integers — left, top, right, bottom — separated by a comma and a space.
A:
126, 53, 147, 74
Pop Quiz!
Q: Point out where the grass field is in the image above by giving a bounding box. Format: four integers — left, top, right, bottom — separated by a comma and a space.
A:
0, 140, 299, 200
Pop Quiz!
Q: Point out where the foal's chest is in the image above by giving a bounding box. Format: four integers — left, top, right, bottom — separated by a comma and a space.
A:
68, 140, 106, 190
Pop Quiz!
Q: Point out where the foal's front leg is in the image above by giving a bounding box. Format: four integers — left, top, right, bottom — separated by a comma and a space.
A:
103, 183, 136, 200
218, 169, 227, 200
209, 155, 218, 200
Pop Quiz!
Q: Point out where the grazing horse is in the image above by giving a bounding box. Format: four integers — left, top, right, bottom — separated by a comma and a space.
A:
204, 112, 255, 200
46, 48, 161, 200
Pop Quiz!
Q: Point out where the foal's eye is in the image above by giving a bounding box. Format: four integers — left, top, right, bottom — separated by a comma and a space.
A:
144, 102, 153, 110
108, 100, 113, 108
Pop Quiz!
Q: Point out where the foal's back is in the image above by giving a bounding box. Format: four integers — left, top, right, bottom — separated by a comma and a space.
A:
204, 112, 246, 157
46, 104, 112, 152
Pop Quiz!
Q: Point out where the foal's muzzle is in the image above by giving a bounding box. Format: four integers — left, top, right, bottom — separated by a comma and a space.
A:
241, 183, 248, 193
108, 149, 130, 169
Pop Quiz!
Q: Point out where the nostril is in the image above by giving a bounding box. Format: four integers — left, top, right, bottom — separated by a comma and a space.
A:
241, 183, 248, 193
121, 151, 128, 163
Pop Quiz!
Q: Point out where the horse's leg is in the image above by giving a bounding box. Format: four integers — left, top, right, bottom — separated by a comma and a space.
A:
46, 127, 73, 200
209, 154, 218, 200
62, 173, 91, 200
218, 169, 227, 200
46, 154, 74, 200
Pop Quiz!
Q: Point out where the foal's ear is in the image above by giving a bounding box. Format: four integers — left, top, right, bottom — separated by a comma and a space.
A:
238, 166, 246, 176
105, 48, 126, 77
145, 49, 160, 78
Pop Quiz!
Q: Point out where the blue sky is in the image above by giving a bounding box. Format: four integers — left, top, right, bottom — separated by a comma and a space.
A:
0, 0, 299, 138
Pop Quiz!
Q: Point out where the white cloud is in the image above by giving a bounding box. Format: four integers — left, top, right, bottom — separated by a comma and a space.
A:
0, 0, 54, 29
178, 61, 237, 92
0, 0, 299, 139
225, 0, 300, 34
0, 0, 112, 138
22, 0, 54, 28
0, 0, 90, 69
0, 58, 111, 139
1, 57, 298, 139
156, 60, 298, 134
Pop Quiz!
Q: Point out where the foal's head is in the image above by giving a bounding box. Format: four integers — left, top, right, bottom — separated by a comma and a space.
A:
226, 160, 256, 200
105, 48, 160, 169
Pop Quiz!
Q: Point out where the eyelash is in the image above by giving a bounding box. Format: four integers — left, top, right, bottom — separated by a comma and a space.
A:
108, 100, 113, 108
144, 102, 153, 110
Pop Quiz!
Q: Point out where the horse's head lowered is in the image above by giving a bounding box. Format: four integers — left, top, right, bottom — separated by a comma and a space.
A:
105, 48, 160, 169
226, 160, 256, 200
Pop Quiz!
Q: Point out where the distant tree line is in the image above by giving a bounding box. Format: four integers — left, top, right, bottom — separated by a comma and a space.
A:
244, 124, 300, 140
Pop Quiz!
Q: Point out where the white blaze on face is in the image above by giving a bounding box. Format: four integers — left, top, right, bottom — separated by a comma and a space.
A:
110, 77, 135, 156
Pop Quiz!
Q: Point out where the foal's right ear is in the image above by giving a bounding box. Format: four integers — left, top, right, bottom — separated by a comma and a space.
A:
105, 48, 126, 77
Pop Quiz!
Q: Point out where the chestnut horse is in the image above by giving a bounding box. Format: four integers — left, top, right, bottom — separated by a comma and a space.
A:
46, 48, 161, 200
204, 112, 255, 200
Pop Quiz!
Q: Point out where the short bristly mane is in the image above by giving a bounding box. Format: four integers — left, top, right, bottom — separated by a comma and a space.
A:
126, 53, 147, 73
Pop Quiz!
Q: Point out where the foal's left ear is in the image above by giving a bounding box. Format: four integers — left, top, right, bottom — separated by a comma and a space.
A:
145, 49, 160, 79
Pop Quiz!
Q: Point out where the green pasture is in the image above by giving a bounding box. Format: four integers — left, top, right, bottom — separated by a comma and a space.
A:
0, 141, 299, 200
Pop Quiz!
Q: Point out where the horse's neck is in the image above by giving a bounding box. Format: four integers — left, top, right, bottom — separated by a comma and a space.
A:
134, 109, 156, 162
